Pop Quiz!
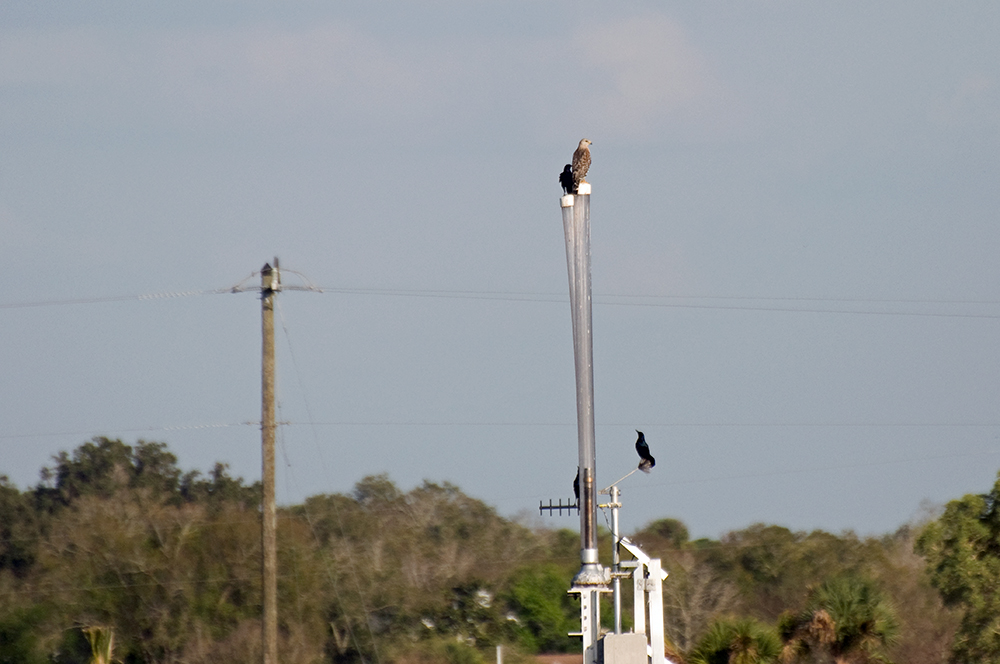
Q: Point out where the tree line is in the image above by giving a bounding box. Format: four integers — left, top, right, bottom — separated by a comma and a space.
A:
0, 437, 995, 663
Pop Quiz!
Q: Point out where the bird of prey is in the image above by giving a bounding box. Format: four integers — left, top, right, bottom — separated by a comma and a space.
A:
635, 430, 655, 473
573, 467, 580, 504
559, 164, 576, 195
572, 139, 592, 191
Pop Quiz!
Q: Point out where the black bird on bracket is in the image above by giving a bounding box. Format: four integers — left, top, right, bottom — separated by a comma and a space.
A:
635, 430, 655, 473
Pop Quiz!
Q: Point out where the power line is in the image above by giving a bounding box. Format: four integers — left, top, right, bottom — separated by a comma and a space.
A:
0, 422, 258, 441
292, 421, 1000, 428
242, 280, 388, 658
4, 443, 995, 550
645, 447, 1000, 489
3, 284, 1000, 319
273, 298, 384, 664
318, 286, 1000, 318
505, 446, 1000, 514
3, 420, 999, 443
316, 285, 1000, 307
0, 288, 229, 310
599, 300, 1000, 320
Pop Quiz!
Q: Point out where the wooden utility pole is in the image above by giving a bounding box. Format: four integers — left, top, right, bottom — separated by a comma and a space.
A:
261, 259, 279, 664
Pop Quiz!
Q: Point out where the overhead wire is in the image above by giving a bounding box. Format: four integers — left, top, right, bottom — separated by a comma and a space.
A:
659, 446, 1000, 488
278, 421, 1000, 428
4, 420, 999, 445
5, 441, 991, 553
0, 422, 258, 442
2, 282, 1000, 319
316, 286, 1000, 319
0, 288, 230, 310
7, 275, 997, 621
506, 443, 1000, 511
3, 277, 999, 536
275, 298, 383, 664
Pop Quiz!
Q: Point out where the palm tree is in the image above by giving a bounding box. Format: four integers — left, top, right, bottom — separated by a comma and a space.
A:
83, 625, 115, 664
780, 575, 898, 664
688, 616, 783, 664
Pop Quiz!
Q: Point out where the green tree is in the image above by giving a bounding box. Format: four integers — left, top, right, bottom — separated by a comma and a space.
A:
33, 437, 182, 510
779, 575, 898, 664
18, 438, 961, 664
637, 518, 690, 550
916, 470, 1000, 663
37, 487, 327, 663
0, 606, 48, 664
0, 477, 40, 576
688, 617, 782, 664
661, 549, 740, 653
698, 524, 882, 623
179, 462, 260, 510
296, 476, 547, 662
504, 564, 578, 652
872, 525, 958, 664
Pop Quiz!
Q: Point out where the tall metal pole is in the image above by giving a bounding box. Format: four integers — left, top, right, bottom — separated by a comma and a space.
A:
575, 192, 601, 574
261, 259, 279, 664
562, 188, 600, 569
561, 185, 608, 664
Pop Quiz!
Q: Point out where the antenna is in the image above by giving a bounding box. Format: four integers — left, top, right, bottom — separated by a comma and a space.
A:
538, 497, 580, 516
597, 467, 643, 637
540, 468, 581, 516
598, 479, 672, 664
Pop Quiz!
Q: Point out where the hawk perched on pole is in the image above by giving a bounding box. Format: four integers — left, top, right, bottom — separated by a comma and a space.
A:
572, 139, 592, 191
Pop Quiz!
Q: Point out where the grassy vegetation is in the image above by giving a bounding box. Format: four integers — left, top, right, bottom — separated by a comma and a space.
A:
0, 438, 977, 663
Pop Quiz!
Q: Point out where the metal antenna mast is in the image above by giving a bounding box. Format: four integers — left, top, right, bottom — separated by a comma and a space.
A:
561, 183, 610, 664
603, 484, 624, 635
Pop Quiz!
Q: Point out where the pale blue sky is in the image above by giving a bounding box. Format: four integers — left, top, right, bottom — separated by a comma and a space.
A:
2, 1, 999, 538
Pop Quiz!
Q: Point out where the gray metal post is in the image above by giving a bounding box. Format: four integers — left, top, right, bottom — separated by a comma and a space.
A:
633, 566, 646, 635
610, 484, 622, 634
574, 191, 597, 563
562, 188, 601, 575
648, 559, 666, 664
261, 259, 279, 664
561, 186, 608, 664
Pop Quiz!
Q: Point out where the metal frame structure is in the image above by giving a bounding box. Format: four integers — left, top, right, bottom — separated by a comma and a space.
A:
619, 537, 668, 664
